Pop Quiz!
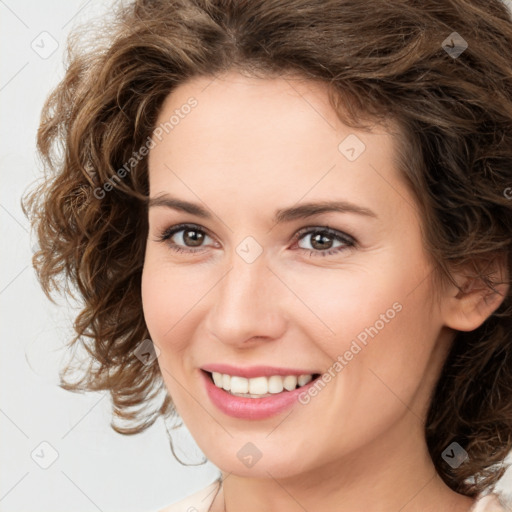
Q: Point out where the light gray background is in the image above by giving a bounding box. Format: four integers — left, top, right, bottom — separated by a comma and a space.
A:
0, 2, 218, 511
1, 1, 511, 511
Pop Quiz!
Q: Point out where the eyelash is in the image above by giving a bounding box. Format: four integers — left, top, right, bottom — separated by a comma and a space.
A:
156, 223, 356, 258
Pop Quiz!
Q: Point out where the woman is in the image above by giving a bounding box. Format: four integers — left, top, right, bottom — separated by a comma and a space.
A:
23, 0, 512, 510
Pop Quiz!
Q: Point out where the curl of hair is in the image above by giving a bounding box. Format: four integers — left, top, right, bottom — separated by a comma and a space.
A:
22, 0, 512, 496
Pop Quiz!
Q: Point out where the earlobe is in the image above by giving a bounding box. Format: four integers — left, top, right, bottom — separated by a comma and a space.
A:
444, 274, 509, 332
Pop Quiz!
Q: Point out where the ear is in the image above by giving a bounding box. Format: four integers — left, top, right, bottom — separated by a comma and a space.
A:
442, 257, 509, 332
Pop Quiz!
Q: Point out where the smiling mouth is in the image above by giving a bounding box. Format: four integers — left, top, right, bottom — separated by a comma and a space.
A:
203, 370, 322, 398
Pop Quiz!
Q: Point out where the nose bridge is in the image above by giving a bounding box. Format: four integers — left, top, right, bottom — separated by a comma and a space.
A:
206, 247, 286, 345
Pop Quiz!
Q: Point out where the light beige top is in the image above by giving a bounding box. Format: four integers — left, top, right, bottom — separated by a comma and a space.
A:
157, 481, 220, 512
156, 480, 509, 512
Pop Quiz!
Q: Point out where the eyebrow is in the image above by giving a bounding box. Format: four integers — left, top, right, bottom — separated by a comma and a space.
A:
147, 194, 377, 223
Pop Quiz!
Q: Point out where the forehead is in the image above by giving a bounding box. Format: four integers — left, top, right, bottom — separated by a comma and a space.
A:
147, 71, 413, 224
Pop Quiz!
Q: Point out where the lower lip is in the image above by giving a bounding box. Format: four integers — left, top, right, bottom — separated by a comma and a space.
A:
201, 370, 318, 420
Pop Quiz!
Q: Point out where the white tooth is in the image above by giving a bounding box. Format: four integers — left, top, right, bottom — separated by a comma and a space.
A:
248, 376, 268, 395
212, 372, 223, 387
222, 374, 231, 391
283, 375, 298, 391
268, 375, 284, 394
214, 372, 310, 394
230, 392, 272, 398
298, 374, 313, 387
230, 376, 249, 394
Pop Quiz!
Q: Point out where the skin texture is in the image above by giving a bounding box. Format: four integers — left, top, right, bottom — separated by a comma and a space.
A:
141, 71, 505, 511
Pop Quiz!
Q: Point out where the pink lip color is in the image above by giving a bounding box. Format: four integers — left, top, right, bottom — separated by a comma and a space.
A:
201, 363, 315, 378
200, 369, 319, 420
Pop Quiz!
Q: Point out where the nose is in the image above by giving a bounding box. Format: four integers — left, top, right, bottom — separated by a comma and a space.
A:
204, 250, 288, 347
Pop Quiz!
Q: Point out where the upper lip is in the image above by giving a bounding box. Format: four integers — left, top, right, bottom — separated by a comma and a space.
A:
201, 364, 319, 378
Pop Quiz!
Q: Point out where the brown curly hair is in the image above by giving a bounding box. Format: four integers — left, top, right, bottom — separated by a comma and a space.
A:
21, 0, 512, 498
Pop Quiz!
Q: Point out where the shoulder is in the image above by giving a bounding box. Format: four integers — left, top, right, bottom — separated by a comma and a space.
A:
155, 480, 221, 512
470, 493, 510, 512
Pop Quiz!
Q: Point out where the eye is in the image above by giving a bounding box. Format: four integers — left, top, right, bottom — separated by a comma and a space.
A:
293, 226, 355, 257
156, 223, 356, 258
156, 223, 215, 254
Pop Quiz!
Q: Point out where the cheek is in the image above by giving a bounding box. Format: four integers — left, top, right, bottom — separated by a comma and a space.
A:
334, 279, 440, 435
288, 253, 438, 410
141, 253, 221, 380
301, 282, 439, 462
141, 255, 196, 353
277, 253, 423, 361
141, 258, 203, 411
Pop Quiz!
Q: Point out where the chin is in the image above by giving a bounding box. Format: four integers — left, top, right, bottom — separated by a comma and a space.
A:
201, 440, 313, 479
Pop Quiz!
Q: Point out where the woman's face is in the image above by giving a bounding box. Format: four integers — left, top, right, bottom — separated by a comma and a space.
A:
142, 71, 453, 480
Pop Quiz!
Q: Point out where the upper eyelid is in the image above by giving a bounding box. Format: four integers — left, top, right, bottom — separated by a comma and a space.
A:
158, 223, 355, 246
159, 222, 214, 240
294, 225, 355, 242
